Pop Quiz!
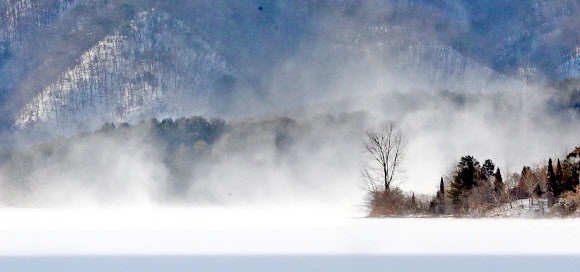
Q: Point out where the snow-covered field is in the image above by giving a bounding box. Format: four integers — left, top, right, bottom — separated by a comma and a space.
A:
1, 205, 580, 271
1, 205, 580, 255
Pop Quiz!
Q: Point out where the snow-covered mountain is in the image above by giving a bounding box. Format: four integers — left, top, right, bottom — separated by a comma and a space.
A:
15, 9, 235, 134
1, 0, 580, 135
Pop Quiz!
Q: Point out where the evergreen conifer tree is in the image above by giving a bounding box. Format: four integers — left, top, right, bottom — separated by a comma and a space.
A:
438, 178, 446, 214
483, 159, 495, 179
430, 177, 446, 215
439, 177, 445, 198
448, 156, 480, 211
494, 168, 503, 192
459, 156, 477, 190
556, 159, 563, 181
556, 159, 564, 193
546, 158, 561, 197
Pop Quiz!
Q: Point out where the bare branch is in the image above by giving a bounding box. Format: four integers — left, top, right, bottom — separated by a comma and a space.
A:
361, 121, 407, 191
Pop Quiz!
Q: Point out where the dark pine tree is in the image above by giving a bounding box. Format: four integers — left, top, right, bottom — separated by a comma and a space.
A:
448, 155, 479, 211
458, 156, 477, 190
546, 158, 561, 197
439, 177, 445, 198
556, 159, 563, 180
438, 177, 446, 214
483, 159, 495, 179
430, 177, 446, 215
494, 168, 504, 192
556, 159, 565, 193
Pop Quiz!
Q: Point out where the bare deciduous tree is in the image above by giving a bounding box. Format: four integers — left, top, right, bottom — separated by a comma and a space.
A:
500, 164, 517, 209
361, 121, 407, 192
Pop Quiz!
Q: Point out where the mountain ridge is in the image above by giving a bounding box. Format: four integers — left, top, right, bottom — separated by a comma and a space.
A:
1, 0, 579, 136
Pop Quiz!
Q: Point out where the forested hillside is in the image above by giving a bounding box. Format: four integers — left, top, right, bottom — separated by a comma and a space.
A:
0, 112, 366, 205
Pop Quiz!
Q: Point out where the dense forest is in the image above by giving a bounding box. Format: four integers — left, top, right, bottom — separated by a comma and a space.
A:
0, 112, 366, 205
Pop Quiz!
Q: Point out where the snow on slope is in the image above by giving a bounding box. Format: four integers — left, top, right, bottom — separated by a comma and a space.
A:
15, 9, 236, 134
340, 24, 507, 93
1, 0, 77, 42
486, 198, 550, 218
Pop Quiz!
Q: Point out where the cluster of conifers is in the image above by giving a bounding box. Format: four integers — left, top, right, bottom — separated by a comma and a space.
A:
369, 148, 580, 217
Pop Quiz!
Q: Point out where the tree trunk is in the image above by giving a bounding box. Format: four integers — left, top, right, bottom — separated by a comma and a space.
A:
383, 163, 388, 190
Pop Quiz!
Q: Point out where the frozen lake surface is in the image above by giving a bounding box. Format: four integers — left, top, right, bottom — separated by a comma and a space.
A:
3, 256, 580, 272
1, 205, 579, 271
